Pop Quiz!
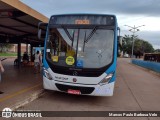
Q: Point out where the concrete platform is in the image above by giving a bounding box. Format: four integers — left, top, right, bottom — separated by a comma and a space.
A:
0, 57, 43, 111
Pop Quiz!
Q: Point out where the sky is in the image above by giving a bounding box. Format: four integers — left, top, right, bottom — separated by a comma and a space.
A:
21, 0, 160, 49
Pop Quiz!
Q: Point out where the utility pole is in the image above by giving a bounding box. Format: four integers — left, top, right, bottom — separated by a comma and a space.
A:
124, 25, 145, 58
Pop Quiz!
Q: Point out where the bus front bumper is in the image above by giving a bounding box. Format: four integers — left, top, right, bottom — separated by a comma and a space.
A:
43, 77, 115, 96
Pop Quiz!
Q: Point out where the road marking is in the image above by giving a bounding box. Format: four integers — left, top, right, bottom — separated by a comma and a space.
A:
0, 83, 42, 102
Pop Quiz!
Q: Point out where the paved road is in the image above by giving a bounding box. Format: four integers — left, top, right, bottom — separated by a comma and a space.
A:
11, 58, 160, 120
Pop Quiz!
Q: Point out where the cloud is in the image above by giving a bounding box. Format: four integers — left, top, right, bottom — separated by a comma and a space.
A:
20, 0, 160, 49
121, 30, 160, 49
138, 31, 160, 49
21, 0, 160, 17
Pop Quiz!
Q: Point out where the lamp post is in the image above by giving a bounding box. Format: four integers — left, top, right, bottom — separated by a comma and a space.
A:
124, 25, 145, 58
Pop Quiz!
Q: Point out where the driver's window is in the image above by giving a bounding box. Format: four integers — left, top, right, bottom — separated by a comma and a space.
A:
50, 32, 59, 56
47, 29, 60, 62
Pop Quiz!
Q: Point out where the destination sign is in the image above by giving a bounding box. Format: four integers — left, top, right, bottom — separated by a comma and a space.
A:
49, 15, 115, 25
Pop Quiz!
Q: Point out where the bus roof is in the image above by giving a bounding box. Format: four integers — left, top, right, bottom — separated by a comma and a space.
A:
50, 13, 116, 18
49, 14, 117, 26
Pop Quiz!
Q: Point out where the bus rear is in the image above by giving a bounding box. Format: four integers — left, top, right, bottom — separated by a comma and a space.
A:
42, 14, 118, 96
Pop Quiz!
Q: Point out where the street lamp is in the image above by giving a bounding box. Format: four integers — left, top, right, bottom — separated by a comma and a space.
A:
124, 25, 145, 58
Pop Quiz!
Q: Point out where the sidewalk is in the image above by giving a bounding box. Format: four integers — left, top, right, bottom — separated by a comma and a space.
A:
117, 58, 160, 111
0, 57, 43, 110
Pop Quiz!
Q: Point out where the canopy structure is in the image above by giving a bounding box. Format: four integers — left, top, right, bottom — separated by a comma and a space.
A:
0, 0, 48, 46
0, 0, 49, 66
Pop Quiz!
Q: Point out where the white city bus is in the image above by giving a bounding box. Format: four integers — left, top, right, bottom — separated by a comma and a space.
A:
38, 14, 120, 96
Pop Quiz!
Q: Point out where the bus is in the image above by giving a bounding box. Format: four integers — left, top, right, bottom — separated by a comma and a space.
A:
38, 14, 120, 96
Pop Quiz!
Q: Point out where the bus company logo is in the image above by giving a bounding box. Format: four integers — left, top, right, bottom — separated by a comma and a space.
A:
2, 108, 12, 118
73, 71, 78, 76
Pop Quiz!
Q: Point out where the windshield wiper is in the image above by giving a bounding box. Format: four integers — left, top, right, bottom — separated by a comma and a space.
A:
85, 26, 97, 43
62, 26, 75, 48
62, 27, 74, 42
82, 26, 97, 52
71, 30, 75, 47
83, 30, 87, 52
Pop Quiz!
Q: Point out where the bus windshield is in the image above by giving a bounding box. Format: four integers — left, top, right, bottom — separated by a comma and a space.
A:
46, 26, 114, 69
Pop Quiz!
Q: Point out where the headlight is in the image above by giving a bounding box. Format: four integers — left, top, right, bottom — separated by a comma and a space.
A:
99, 72, 114, 85
43, 68, 53, 80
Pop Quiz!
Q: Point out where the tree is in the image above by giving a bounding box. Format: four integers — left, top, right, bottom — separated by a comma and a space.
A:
155, 49, 160, 53
122, 35, 132, 55
122, 35, 154, 57
0, 43, 13, 52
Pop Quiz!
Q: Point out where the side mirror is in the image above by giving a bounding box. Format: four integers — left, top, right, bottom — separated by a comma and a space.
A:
38, 29, 42, 39
118, 36, 123, 46
38, 22, 48, 40
117, 27, 123, 47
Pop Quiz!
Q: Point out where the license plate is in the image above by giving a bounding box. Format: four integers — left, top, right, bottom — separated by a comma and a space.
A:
67, 89, 81, 95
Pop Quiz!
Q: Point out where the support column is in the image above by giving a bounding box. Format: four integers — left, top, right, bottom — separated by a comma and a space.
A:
18, 42, 21, 67
26, 44, 28, 53
30, 44, 33, 62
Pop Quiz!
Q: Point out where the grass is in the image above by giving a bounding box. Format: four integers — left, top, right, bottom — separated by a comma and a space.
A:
0, 52, 17, 57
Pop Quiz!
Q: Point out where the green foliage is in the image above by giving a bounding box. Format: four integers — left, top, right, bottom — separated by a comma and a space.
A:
155, 49, 160, 53
122, 35, 154, 56
0, 43, 13, 52
0, 53, 17, 56
122, 35, 132, 55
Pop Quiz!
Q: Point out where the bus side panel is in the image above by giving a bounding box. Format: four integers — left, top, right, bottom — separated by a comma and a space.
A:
105, 20, 117, 83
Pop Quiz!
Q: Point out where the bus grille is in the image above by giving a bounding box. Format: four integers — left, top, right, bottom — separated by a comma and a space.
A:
55, 83, 95, 94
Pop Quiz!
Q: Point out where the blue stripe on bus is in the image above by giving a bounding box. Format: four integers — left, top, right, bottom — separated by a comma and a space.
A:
107, 19, 118, 83
105, 62, 116, 83
43, 59, 49, 69
43, 25, 49, 69
103, 17, 117, 83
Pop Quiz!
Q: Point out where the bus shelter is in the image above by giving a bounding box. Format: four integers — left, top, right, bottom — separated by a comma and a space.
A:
0, 0, 48, 66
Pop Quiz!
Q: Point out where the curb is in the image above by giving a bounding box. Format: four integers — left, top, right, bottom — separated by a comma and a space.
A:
10, 89, 45, 110
129, 63, 160, 77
